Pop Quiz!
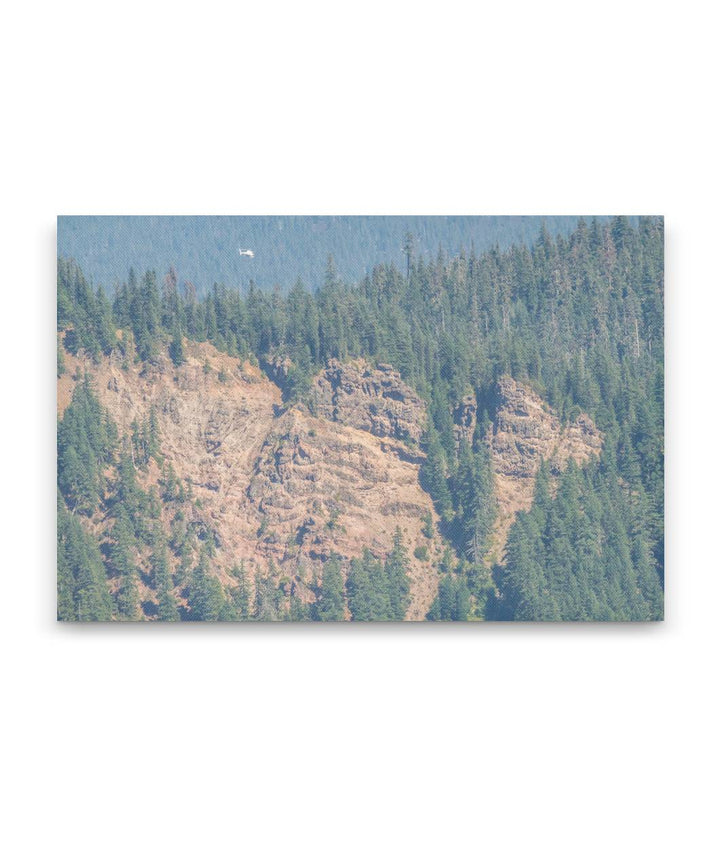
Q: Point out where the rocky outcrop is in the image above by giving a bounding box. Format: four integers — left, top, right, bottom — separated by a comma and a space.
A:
312, 359, 426, 444
58, 341, 603, 616
487, 376, 603, 561
261, 352, 293, 386
247, 407, 438, 616
58, 344, 441, 619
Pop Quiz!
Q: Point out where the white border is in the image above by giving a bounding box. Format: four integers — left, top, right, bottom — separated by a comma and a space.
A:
3, 2, 717, 853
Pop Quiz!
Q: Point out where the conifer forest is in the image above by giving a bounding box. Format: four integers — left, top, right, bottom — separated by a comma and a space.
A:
57, 215, 664, 621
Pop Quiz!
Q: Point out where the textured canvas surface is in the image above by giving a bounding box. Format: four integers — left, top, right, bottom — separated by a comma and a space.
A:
56, 215, 664, 621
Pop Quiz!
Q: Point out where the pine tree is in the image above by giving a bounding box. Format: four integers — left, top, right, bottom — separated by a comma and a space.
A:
421, 426, 452, 520
314, 556, 345, 621
57, 215, 664, 623
57, 336, 66, 377
111, 509, 140, 620
57, 495, 112, 621
385, 529, 411, 620
403, 232, 415, 280
169, 325, 185, 367
188, 556, 225, 621
151, 534, 178, 621
229, 562, 251, 619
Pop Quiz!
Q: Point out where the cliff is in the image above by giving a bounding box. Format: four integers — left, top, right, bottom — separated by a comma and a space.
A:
312, 359, 426, 445
59, 343, 440, 619
58, 344, 603, 617
487, 376, 604, 561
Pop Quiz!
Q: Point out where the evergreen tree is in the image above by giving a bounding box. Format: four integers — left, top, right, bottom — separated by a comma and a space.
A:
111, 509, 140, 620
314, 556, 345, 621
151, 534, 178, 621
421, 426, 453, 520
188, 556, 226, 621
385, 529, 411, 620
57, 494, 112, 621
169, 325, 185, 367
229, 562, 251, 619
57, 216, 664, 622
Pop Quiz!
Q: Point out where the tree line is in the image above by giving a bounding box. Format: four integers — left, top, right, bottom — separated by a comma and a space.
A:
58, 215, 663, 620
56, 376, 413, 620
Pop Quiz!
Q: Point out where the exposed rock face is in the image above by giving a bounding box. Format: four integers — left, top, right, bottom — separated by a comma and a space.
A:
248, 407, 438, 616
58, 344, 604, 617
312, 359, 426, 444
261, 352, 293, 385
59, 344, 441, 619
487, 375, 603, 561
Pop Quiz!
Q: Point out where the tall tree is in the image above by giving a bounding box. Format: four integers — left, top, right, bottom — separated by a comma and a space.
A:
314, 556, 345, 621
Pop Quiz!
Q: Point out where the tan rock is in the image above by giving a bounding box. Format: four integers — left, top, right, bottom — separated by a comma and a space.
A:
487, 376, 603, 563
312, 358, 426, 444
59, 343, 440, 619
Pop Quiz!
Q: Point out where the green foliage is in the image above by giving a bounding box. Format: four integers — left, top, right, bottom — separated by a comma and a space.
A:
61, 216, 596, 296
57, 493, 112, 621
169, 326, 185, 366
426, 573, 470, 621
57, 258, 116, 359
151, 533, 179, 621
57, 336, 66, 377
492, 458, 663, 621
57, 375, 114, 515
109, 507, 140, 620
346, 551, 386, 620
188, 556, 226, 621
451, 438, 496, 562
421, 511, 434, 539
229, 562, 251, 619
57, 216, 664, 621
421, 427, 453, 520
386, 529, 411, 619
346, 532, 411, 620
313, 555, 345, 621
289, 587, 311, 621
129, 408, 161, 469
254, 560, 283, 621
57, 372, 173, 621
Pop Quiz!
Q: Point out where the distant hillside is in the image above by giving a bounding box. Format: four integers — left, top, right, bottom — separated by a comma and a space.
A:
57, 215, 602, 294
57, 217, 664, 621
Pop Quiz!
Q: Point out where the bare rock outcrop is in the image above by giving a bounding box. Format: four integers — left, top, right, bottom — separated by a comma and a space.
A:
312, 359, 426, 444
59, 344, 441, 619
487, 375, 603, 561
246, 405, 439, 617
58, 338, 602, 617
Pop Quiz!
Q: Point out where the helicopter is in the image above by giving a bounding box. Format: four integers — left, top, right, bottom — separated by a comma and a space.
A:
238, 248, 254, 258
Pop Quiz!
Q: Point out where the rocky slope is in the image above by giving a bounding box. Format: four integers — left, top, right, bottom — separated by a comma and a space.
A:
58, 343, 441, 619
486, 375, 604, 561
58, 343, 603, 616
312, 359, 426, 444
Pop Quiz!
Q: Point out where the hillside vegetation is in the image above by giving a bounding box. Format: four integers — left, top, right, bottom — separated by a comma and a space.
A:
57, 216, 664, 620
57, 215, 595, 294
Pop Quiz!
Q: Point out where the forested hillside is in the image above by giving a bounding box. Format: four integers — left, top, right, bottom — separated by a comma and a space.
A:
58, 215, 603, 295
57, 216, 664, 621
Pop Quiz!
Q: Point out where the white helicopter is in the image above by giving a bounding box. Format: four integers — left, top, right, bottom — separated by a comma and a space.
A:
238, 248, 254, 258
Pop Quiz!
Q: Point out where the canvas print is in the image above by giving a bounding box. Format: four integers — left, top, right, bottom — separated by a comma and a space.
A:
57, 216, 664, 621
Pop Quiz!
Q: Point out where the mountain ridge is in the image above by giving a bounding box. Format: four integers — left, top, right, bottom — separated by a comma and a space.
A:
57, 216, 663, 621
58, 337, 603, 619
57, 215, 604, 295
